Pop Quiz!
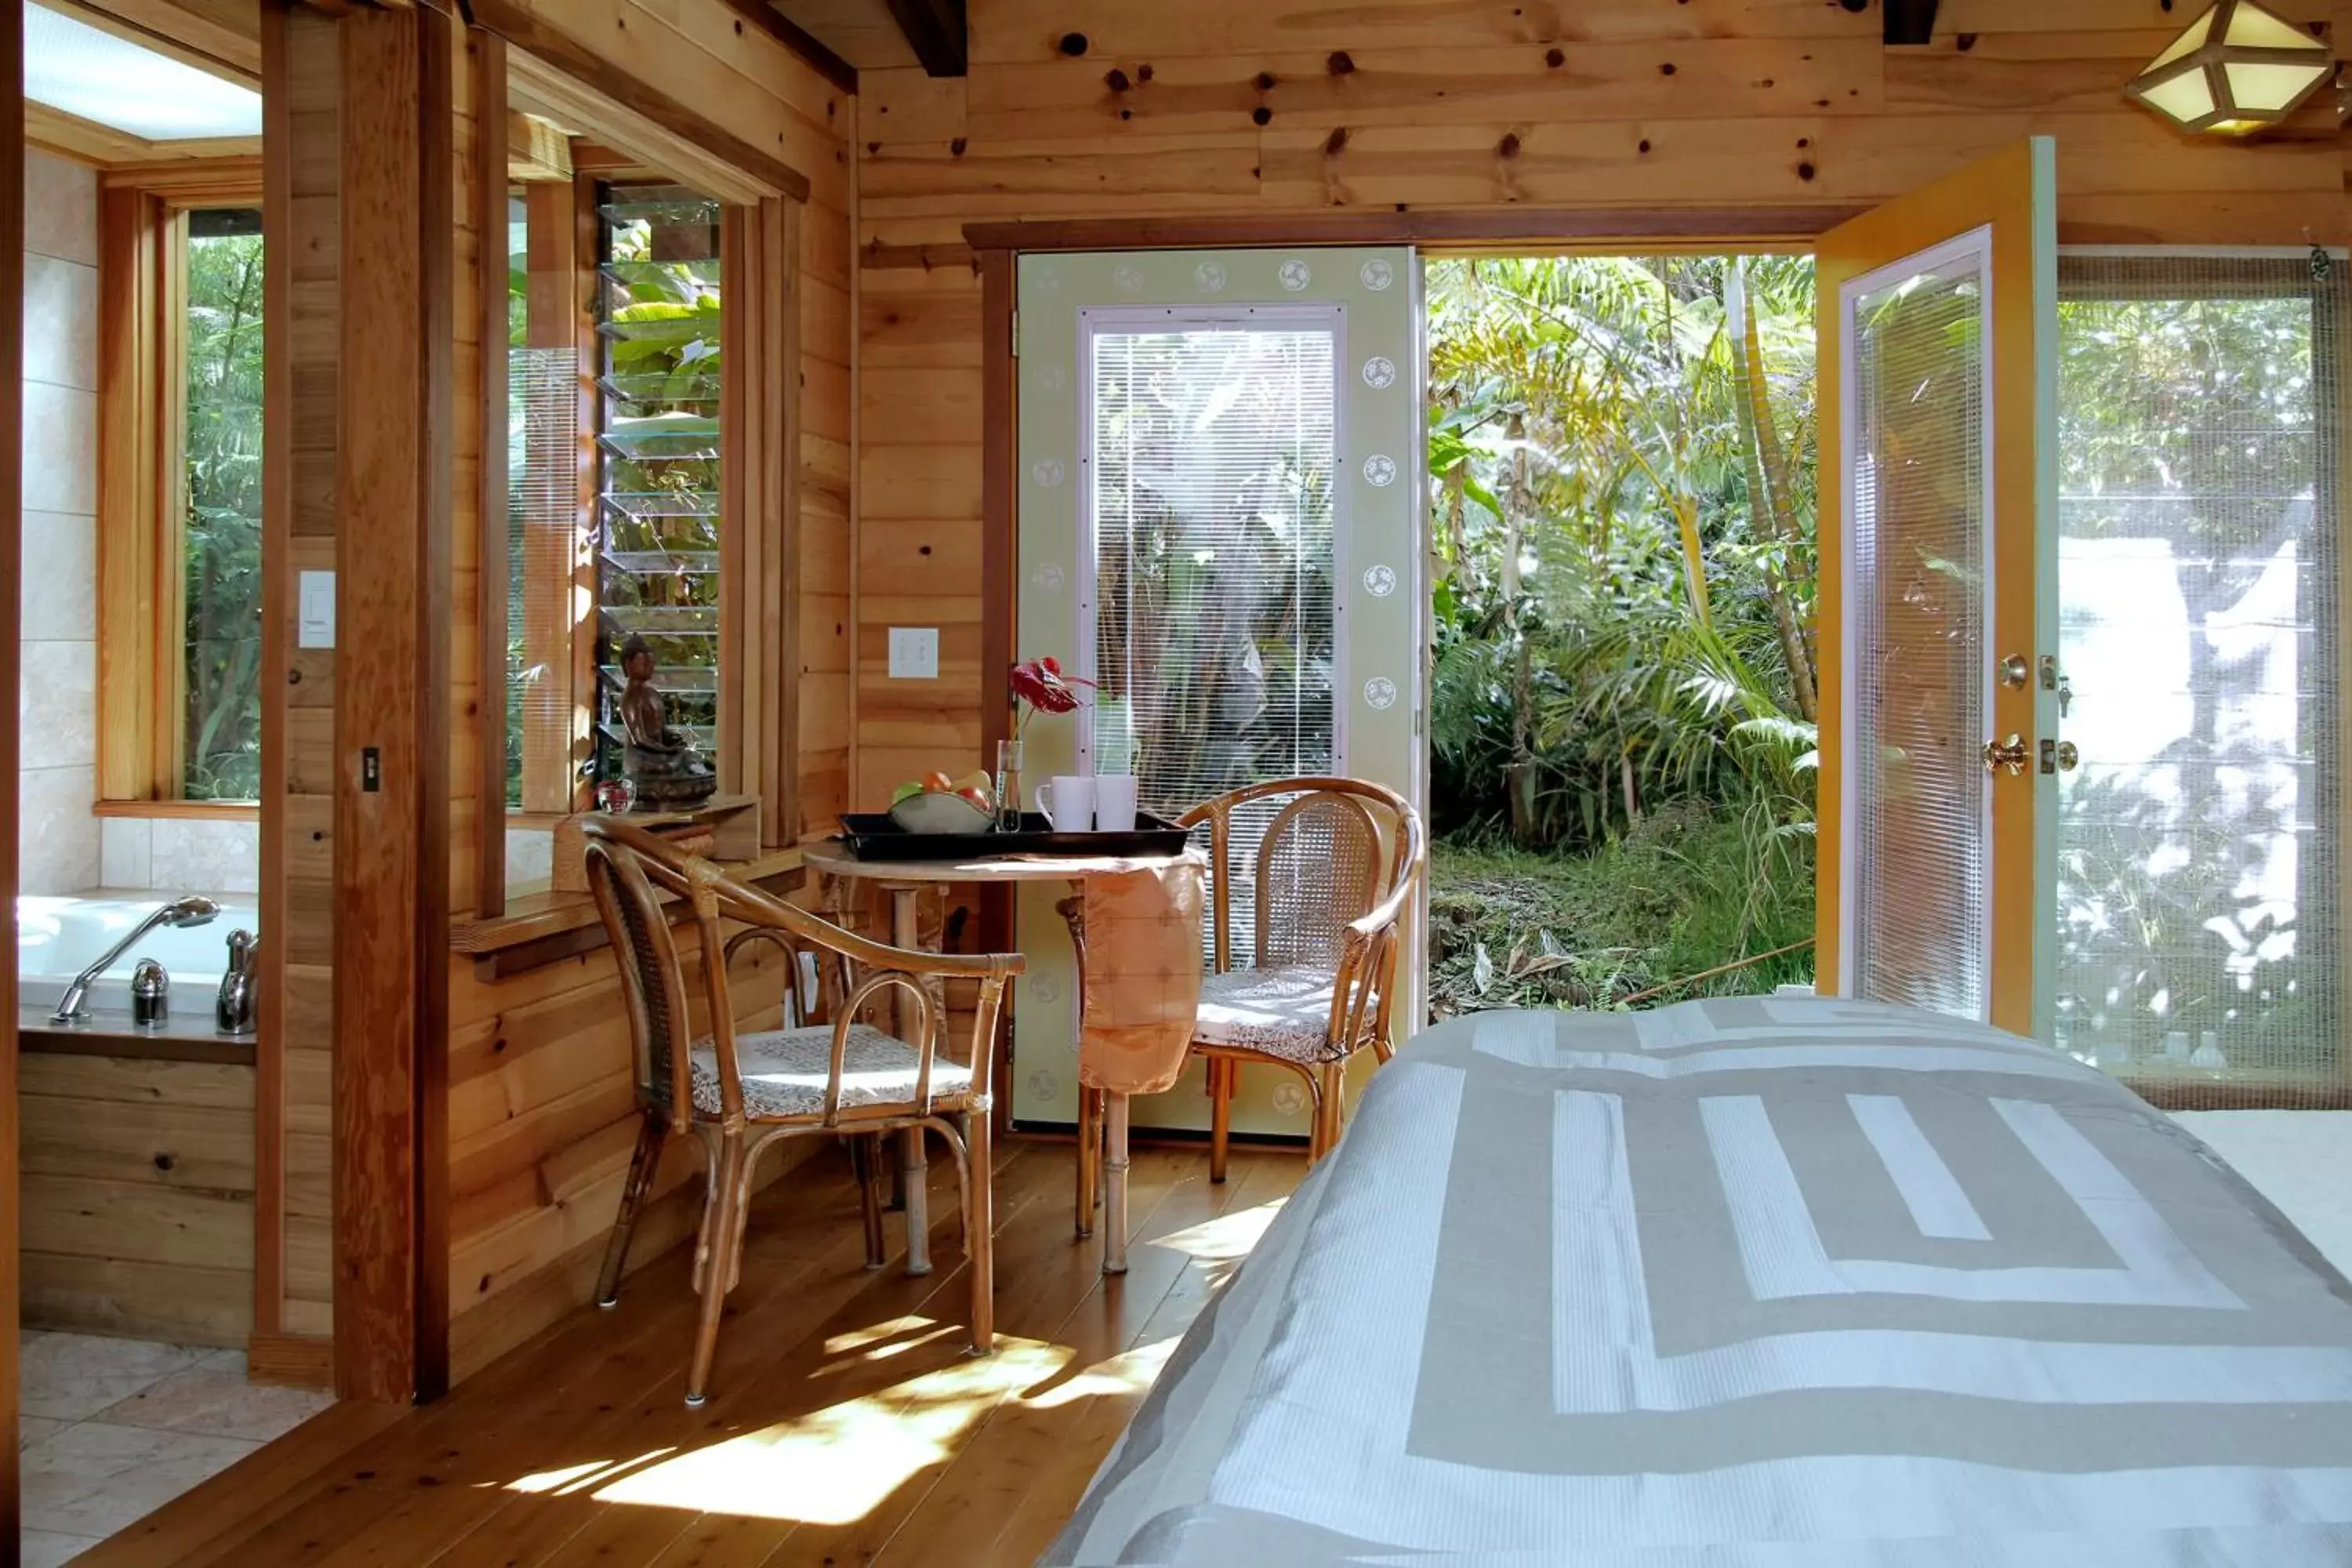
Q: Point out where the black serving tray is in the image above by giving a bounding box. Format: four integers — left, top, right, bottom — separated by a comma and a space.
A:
834, 811, 1192, 862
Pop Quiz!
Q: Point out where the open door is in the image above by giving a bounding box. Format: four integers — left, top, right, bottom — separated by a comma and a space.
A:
1815, 139, 2059, 1038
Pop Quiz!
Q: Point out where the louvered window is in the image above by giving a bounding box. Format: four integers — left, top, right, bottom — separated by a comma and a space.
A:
1081, 308, 1342, 961
593, 185, 722, 782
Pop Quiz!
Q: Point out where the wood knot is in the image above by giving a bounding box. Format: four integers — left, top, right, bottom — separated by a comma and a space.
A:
1058, 32, 1088, 56
153, 1152, 175, 1172
1497, 132, 1521, 158
1323, 126, 1348, 155
1544, 47, 1564, 67
1796, 161, 1817, 181
1137, 63, 1154, 82
1327, 50, 1354, 75
1252, 106, 1273, 125
1658, 61, 1677, 75
949, 136, 967, 156
1104, 67, 1131, 93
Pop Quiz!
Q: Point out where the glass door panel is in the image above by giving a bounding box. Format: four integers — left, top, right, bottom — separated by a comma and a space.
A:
1817, 139, 2058, 1035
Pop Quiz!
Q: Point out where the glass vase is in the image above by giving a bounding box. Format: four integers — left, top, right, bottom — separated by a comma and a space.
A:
993, 739, 1024, 832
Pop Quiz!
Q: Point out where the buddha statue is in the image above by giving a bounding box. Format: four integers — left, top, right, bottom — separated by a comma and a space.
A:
616, 633, 717, 809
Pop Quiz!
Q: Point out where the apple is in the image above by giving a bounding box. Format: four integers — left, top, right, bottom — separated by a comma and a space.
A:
891, 780, 924, 806
921, 771, 954, 794
954, 786, 991, 814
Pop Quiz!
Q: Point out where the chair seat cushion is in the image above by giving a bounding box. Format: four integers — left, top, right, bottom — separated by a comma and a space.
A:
1194, 965, 1340, 1063
689, 1023, 971, 1120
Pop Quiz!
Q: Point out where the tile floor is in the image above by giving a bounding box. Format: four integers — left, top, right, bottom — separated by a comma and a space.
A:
16, 1330, 336, 1566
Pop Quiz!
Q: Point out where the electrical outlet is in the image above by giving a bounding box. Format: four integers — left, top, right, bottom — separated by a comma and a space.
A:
888, 626, 939, 680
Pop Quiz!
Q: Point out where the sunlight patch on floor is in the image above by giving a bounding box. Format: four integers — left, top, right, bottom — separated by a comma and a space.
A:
1150, 1197, 1287, 1266
566, 1333, 1074, 1525
1017, 1338, 1179, 1414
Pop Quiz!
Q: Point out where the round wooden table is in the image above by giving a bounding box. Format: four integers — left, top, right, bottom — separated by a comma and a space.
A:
804, 838, 1200, 1275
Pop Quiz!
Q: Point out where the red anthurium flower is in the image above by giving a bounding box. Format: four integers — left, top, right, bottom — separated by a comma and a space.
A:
1011, 655, 1091, 736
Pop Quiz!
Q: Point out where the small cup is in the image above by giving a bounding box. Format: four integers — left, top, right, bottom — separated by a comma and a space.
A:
1036, 774, 1094, 831
1093, 774, 1138, 833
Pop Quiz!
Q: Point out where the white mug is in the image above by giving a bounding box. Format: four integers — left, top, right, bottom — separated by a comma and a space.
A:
1093, 774, 1138, 832
1035, 774, 1094, 831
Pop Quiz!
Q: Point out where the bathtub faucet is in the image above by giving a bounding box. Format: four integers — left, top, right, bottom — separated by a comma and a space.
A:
49, 895, 220, 1024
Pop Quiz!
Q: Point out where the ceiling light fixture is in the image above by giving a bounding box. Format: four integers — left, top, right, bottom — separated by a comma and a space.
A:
2122, 0, 2334, 136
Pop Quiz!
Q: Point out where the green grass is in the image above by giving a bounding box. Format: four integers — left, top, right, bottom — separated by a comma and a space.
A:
1428, 800, 1816, 1018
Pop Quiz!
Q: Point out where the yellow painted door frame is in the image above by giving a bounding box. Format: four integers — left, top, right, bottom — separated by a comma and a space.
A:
1815, 139, 2060, 1038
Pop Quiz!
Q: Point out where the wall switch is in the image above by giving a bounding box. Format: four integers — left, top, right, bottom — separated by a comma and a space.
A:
888, 626, 939, 680
298, 571, 336, 648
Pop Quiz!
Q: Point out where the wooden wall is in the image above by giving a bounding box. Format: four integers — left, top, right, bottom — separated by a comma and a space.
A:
256, 0, 339, 1364
441, 0, 856, 1385
20, 1053, 256, 1347
851, 0, 2350, 805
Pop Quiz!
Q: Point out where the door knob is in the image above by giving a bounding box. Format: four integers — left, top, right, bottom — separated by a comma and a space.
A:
1982, 734, 2029, 775
2056, 740, 2079, 771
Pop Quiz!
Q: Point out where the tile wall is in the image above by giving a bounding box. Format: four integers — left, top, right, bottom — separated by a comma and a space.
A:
18, 150, 98, 896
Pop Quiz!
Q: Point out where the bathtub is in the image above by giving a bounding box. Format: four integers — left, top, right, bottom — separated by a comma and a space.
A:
16, 893, 261, 1016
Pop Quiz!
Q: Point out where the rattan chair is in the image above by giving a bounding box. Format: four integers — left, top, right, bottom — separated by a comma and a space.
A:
583, 818, 1022, 1406
1072, 778, 1425, 1221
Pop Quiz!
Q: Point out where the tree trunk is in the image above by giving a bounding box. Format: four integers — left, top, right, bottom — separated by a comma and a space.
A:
1504, 412, 1537, 846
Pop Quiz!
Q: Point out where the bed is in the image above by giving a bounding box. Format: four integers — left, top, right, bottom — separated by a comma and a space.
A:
1043, 996, 2352, 1565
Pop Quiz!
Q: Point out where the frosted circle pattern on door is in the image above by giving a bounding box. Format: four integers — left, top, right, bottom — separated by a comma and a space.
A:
1362, 454, 1397, 487
1114, 263, 1145, 292
1279, 258, 1312, 292
1195, 261, 1228, 293
1033, 364, 1067, 393
1027, 1069, 1059, 1102
1364, 677, 1399, 710
1031, 973, 1062, 1004
1271, 1082, 1308, 1117
1361, 356, 1397, 389
1360, 258, 1395, 292
1032, 563, 1065, 590
1363, 564, 1398, 597
1032, 458, 1066, 488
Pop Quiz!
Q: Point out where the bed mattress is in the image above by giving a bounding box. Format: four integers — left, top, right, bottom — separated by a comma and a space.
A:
1043, 996, 2352, 1565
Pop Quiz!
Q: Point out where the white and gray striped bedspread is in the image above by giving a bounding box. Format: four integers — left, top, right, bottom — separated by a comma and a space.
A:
1042, 996, 2352, 1565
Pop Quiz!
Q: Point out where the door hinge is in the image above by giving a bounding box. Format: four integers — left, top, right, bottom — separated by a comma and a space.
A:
1010, 308, 1020, 357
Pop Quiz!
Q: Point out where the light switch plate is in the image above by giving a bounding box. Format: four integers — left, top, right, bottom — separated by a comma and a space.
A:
888, 626, 939, 679
298, 570, 336, 648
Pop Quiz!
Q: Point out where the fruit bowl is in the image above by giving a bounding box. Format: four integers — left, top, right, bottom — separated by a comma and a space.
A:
889, 790, 995, 834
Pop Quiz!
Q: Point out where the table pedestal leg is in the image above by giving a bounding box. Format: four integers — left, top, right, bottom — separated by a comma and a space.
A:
901, 1125, 931, 1276
887, 885, 930, 1268
1103, 1091, 1131, 1276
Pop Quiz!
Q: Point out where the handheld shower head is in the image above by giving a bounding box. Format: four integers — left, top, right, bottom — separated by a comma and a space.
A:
163, 895, 221, 928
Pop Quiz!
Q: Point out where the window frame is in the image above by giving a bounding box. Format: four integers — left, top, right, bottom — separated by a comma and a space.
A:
94, 161, 265, 818
475, 136, 798, 917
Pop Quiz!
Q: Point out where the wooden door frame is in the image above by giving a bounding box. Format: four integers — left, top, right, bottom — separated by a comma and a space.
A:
2, 0, 25, 1528
962, 204, 1859, 1127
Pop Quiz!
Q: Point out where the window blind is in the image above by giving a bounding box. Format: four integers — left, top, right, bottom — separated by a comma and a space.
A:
1846, 255, 1992, 1020
1086, 321, 1340, 963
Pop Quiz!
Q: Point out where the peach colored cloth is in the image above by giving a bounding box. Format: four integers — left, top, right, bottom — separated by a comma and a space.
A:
1077, 858, 1207, 1096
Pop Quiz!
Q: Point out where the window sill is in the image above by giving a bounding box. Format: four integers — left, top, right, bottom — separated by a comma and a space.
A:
452, 845, 806, 978
93, 800, 262, 823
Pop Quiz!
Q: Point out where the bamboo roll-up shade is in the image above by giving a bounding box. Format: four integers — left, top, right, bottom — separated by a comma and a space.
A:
2053, 252, 2348, 1109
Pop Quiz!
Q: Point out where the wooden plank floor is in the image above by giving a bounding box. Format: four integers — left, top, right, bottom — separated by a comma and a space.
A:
77, 1139, 1302, 1568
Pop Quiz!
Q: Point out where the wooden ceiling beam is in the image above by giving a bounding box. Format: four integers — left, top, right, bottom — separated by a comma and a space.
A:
880, 0, 963, 77
718, 0, 856, 95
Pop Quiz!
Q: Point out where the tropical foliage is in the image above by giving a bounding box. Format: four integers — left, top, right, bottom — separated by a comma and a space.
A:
182, 221, 266, 801
1425, 255, 1820, 1007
